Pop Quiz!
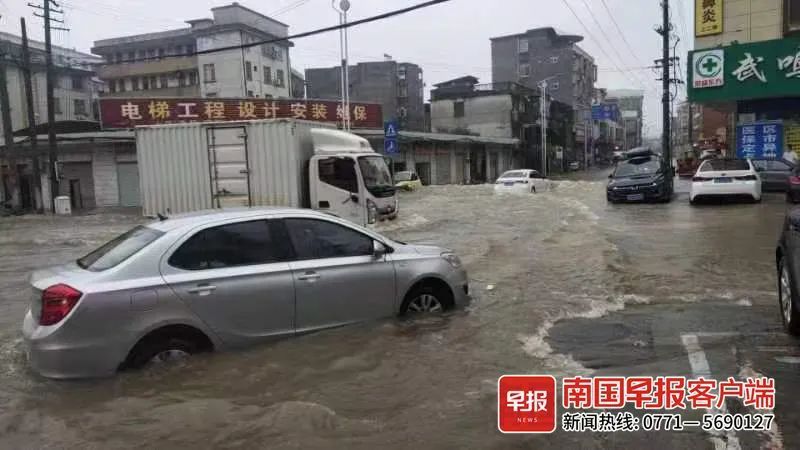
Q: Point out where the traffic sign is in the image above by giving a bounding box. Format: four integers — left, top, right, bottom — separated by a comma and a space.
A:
384, 120, 399, 139
384, 138, 399, 154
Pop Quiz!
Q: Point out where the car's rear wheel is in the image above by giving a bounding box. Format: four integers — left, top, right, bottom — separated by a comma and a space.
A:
778, 256, 800, 336
128, 337, 197, 368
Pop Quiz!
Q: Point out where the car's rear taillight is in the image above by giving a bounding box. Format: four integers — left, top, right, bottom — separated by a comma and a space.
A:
790, 176, 800, 185
40, 284, 82, 326
515, 180, 529, 184
735, 175, 758, 181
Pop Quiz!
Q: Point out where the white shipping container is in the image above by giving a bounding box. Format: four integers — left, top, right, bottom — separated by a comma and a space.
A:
136, 119, 336, 217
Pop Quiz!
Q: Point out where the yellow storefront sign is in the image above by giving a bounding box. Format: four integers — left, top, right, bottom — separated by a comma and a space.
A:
695, 0, 723, 37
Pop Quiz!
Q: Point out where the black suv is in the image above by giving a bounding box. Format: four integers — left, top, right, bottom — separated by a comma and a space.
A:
606, 148, 673, 203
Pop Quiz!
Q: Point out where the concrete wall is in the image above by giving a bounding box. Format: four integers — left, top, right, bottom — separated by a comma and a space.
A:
695, 0, 783, 48
430, 95, 514, 138
212, 4, 289, 38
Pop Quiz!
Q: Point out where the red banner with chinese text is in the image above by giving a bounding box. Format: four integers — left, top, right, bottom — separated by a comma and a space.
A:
99, 98, 383, 129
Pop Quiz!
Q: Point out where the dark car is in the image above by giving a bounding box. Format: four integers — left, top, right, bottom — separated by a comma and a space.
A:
786, 164, 800, 203
775, 208, 800, 335
606, 150, 672, 203
750, 159, 794, 192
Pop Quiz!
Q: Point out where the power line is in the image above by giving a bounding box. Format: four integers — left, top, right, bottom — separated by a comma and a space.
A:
111, 0, 453, 64
559, 0, 646, 91
270, 0, 311, 16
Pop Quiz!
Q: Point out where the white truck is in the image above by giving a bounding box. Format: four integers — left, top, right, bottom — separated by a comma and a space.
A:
136, 119, 398, 226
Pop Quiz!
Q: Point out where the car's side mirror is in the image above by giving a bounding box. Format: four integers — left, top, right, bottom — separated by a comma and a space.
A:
373, 241, 389, 259
608, 173, 613, 179
350, 193, 359, 203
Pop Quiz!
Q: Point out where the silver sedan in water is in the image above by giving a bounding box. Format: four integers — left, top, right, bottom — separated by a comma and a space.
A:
22, 208, 469, 379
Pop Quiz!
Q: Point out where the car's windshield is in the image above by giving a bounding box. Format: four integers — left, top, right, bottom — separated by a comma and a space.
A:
394, 171, 413, 182
77, 226, 164, 272
699, 159, 751, 171
613, 157, 662, 178
358, 156, 395, 197
499, 171, 526, 179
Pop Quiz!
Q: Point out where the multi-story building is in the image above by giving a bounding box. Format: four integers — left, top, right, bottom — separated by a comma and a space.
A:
91, 3, 293, 99
689, 0, 800, 159
0, 32, 102, 139
305, 60, 425, 131
606, 89, 644, 149
490, 27, 597, 154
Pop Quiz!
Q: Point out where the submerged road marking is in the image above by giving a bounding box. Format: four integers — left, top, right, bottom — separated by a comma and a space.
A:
681, 334, 742, 450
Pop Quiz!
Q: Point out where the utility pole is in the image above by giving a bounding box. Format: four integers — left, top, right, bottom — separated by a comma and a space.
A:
540, 81, 548, 177
659, 0, 671, 169
30, 0, 68, 212
21, 18, 43, 212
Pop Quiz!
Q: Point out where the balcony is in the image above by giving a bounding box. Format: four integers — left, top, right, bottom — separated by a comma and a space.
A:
97, 56, 198, 79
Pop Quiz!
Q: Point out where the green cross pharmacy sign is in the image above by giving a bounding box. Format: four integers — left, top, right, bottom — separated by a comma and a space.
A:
688, 37, 800, 103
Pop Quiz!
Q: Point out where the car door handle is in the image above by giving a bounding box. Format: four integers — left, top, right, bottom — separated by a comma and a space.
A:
187, 285, 217, 294
297, 271, 321, 281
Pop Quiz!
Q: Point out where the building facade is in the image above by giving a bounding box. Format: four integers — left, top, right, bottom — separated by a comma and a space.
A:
606, 89, 644, 149
689, 0, 800, 160
91, 3, 292, 100
0, 32, 102, 139
305, 60, 425, 131
491, 27, 596, 155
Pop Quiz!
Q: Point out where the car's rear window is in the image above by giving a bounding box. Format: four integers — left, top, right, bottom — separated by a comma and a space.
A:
77, 226, 164, 272
699, 159, 750, 172
500, 171, 525, 179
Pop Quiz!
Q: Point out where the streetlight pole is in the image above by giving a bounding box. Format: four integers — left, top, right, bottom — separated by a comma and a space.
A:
332, 0, 352, 130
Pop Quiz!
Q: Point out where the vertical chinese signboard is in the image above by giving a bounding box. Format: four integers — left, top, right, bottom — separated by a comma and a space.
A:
786, 123, 800, 159
99, 98, 383, 129
688, 37, 800, 103
695, 0, 723, 37
736, 122, 783, 159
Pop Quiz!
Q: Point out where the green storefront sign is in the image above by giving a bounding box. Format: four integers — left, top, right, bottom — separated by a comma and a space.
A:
688, 37, 800, 103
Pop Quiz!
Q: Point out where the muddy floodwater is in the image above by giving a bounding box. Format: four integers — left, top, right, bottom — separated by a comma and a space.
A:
0, 175, 789, 449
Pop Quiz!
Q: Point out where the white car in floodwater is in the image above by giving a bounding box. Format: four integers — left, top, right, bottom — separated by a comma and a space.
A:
494, 169, 550, 194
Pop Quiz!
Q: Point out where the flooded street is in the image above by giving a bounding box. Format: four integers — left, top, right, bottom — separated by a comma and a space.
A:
0, 171, 796, 449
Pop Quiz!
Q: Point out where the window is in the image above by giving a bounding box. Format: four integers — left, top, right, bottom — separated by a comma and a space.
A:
398, 67, 407, 80
142, 77, 149, 90
768, 160, 792, 171
518, 38, 529, 53
245, 61, 253, 81
53, 97, 62, 114
160, 74, 169, 89
188, 71, 198, 85
519, 63, 531, 78
115, 52, 123, 63
206, 92, 218, 98
118, 79, 126, 92
263, 66, 272, 84
131, 77, 140, 91
78, 226, 164, 272
284, 219, 373, 260
203, 63, 216, 82
127, 51, 135, 62
699, 159, 751, 172
147, 49, 155, 59
454, 100, 465, 118
53, 76, 61, 89
399, 85, 408, 97
551, 80, 560, 90
157, 48, 165, 58
73, 99, 87, 116
169, 220, 285, 270
150, 76, 157, 89
788, 0, 800, 32
109, 81, 117, 93
275, 69, 284, 87
178, 71, 186, 87
247, 90, 254, 97
274, 46, 283, 61
318, 157, 358, 192
550, 56, 559, 64
71, 76, 84, 90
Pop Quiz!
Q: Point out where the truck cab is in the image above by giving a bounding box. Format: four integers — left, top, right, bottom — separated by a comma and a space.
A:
309, 129, 398, 226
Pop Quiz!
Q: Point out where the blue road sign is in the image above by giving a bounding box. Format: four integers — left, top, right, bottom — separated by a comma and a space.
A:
591, 103, 619, 121
384, 138, 399, 154
736, 121, 783, 159
384, 120, 399, 139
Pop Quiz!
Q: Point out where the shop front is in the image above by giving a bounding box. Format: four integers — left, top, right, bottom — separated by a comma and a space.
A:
688, 37, 800, 160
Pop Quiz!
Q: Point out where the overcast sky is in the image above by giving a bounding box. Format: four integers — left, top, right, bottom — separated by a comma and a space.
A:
0, 0, 694, 137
